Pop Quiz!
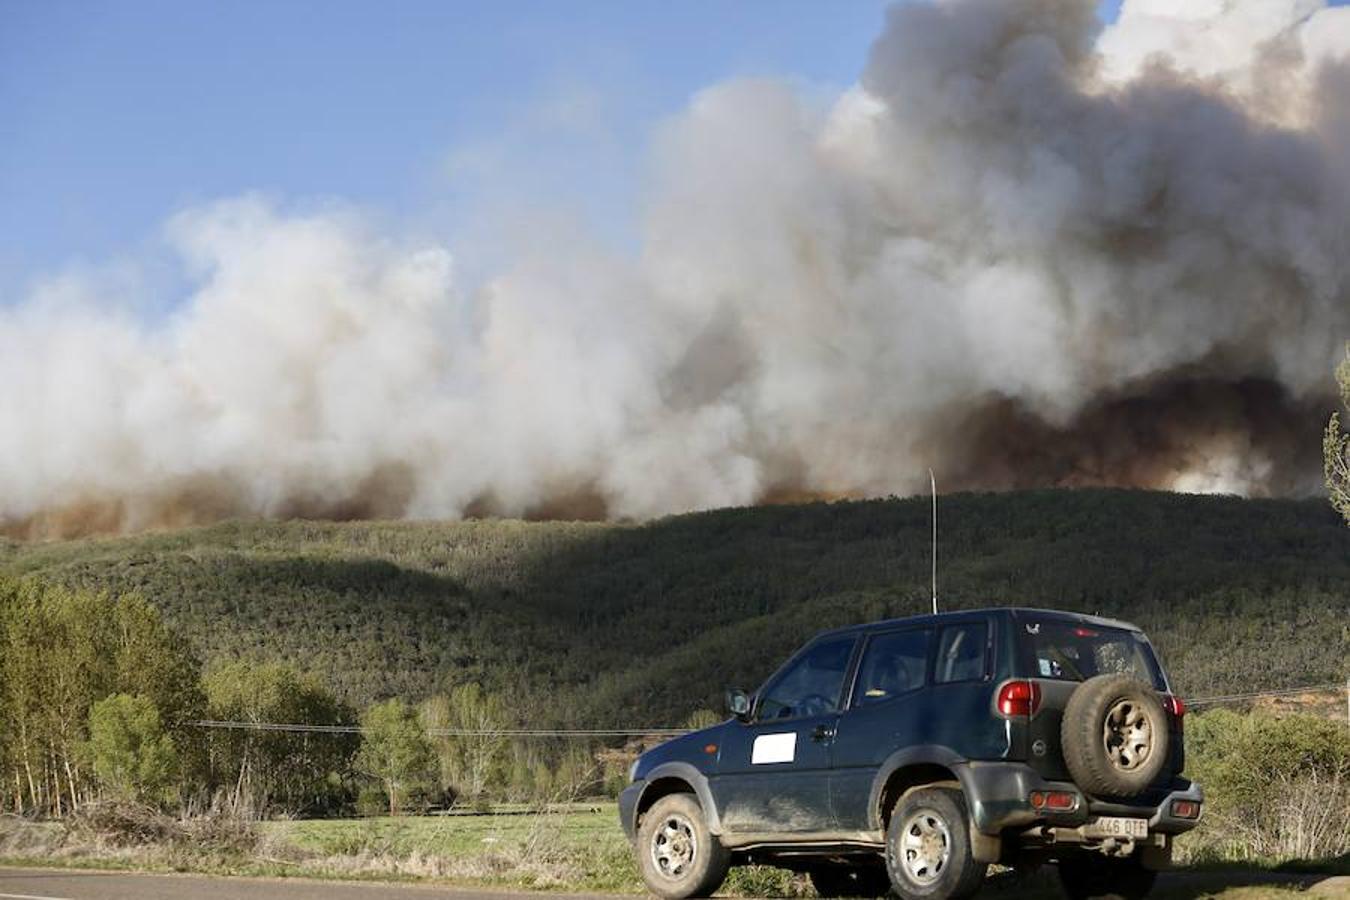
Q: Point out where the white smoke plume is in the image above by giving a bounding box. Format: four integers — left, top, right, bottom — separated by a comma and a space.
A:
3, 0, 1349, 537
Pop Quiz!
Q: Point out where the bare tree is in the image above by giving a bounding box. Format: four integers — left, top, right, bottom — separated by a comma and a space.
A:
421, 684, 508, 805
1326, 345, 1350, 525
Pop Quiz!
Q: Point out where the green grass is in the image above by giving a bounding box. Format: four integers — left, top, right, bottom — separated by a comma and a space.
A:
266, 807, 639, 890
261, 810, 1350, 896
270, 808, 620, 858
4, 806, 1347, 897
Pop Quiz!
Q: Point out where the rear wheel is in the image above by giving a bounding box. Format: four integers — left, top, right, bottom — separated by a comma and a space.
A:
884, 787, 986, 900
809, 863, 892, 897
637, 793, 731, 899
1058, 854, 1157, 900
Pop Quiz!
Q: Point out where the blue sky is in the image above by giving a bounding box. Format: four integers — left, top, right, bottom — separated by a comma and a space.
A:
1, 1, 1128, 298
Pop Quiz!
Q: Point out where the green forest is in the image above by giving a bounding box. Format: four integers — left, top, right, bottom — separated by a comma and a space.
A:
1, 487, 1348, 870
2, 488, 1346, 727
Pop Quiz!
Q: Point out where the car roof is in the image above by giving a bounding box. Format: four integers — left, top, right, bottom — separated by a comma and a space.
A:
813, 606, 1143, 640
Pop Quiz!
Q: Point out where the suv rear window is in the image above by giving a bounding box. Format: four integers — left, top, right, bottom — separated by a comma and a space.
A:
1020, 620, 1165, 689
934, 621, 988, 684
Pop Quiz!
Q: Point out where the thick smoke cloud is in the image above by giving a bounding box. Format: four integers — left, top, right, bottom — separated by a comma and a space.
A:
3, 0, 1349, 537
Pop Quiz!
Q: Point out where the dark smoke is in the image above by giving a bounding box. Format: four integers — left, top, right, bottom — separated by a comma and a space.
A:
950, 375, 1324, 495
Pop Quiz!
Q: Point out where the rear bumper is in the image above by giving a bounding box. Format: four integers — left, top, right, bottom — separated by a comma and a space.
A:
959, 761, 1203, 836
1099, 779, 1204, 834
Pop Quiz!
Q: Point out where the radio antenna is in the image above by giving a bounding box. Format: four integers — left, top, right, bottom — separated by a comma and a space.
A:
929, 468, 939, 616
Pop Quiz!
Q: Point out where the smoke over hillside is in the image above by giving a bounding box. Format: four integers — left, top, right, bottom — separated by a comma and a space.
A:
4, 0, 1349, 537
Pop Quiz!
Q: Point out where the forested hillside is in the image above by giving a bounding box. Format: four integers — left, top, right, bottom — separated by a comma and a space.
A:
1, 489, 1346, 728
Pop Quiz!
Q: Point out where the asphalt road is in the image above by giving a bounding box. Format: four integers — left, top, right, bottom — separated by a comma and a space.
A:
0, 868, 618, 900
1, 867, 1346, 900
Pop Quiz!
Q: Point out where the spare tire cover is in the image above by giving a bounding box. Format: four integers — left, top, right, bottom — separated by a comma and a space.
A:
1060, 674, 1169, 798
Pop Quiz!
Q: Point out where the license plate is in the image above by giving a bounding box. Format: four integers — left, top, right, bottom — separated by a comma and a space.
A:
1085, 817, 1148, 839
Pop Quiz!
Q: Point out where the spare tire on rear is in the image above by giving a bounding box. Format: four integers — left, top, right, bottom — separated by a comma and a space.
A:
1060, 674, 1169, 798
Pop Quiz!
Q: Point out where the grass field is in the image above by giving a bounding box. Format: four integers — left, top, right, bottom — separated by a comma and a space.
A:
271, 807, 622, 859
264, 807, 638, 889
4, 805, 1346, 897
263, 807, 1347, 898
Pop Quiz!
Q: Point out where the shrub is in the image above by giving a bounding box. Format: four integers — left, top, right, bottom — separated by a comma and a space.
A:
63, 799, 258, 855
1186, 709, 1350, 862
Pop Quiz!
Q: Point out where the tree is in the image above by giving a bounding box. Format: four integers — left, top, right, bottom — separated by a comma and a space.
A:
203, 661, 355, 816
1327, 344, 1350, 525
87, 694, 179, 804
551, 744, 600, 800
0, 581, 202, 816
356, 699, 435, 816
420, 684, 508, 803
112, 594, 205, 742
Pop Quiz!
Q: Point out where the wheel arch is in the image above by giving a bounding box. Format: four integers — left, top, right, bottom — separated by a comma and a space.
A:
867, 745, 973, 831
635, 762, 724, 835
869, 747, 1007, 865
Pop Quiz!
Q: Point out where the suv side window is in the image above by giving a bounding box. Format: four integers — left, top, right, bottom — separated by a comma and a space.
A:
852, 629, 930, 707
934, 621, 988, 684
756, 635, 855, 721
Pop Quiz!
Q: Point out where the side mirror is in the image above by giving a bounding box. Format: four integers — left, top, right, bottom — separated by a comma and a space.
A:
726, 688, 752, 721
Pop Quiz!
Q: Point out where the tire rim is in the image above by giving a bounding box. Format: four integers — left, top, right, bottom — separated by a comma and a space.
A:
1103, 698, 1153, 771
650, 812, 697, 880
899, 807, 951, 885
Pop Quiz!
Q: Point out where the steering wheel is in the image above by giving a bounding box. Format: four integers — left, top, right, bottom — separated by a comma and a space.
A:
794, 693, 834, 717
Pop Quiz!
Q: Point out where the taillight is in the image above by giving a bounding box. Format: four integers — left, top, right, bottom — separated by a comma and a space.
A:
997, 680, 1041, 717
1163, 694, 1186, 719
1030, 790, 1079, 811
1171, 799, 1200, 819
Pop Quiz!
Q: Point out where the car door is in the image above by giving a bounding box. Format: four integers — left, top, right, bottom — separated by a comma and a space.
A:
829, 626, 934, 830
711, 633, 858, 834
831, 618, 1003, 831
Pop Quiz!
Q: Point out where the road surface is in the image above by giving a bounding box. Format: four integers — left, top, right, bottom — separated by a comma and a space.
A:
0, 868, 617, 900
1, 866, 1346, 899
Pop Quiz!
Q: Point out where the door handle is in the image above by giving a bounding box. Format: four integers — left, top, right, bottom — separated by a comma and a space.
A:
811, 724, 836, 743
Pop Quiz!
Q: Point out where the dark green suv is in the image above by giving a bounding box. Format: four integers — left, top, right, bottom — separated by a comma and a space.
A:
619, 608, 1202, 900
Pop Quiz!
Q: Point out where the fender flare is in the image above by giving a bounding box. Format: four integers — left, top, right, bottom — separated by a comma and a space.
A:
865, 744, 973, 831
635, 761, 724, 835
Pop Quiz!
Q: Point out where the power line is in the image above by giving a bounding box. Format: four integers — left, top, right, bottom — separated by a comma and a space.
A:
188, 720, 686, 737
1182, 682, 1345, 707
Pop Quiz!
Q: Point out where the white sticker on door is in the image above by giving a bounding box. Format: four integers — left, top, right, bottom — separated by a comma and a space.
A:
751, 732, 797, 764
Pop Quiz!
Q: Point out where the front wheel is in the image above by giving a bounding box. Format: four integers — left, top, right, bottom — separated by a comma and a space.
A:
1058, 853, 1157, 900
636, 793, 731, 899
885, 787, 987, 900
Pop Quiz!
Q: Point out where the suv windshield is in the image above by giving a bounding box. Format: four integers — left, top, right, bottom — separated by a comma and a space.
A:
757, 635, 855, 720
1020, 619, 1165, 690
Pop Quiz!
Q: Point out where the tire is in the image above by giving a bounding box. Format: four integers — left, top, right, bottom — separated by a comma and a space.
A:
810, 863, 893, 897
884, 787, 987, 900
1058, 853, 1157, 900
636, 793, 731, 899
1061, 674, 1169, 798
